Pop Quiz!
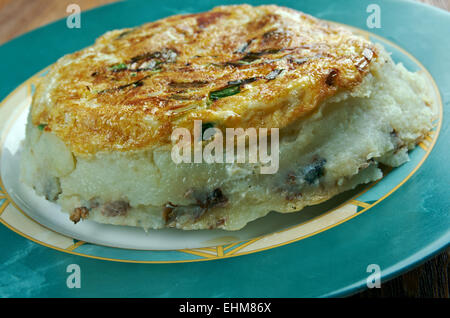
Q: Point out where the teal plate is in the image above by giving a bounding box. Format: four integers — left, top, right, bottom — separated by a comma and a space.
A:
0, 0, 448, 297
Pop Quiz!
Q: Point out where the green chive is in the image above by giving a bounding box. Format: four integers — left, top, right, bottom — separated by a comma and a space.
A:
201, 122, 216, 140
209, 84, 241, 101
115, 29, 134, 40
38, 124, 47, 131
265, 69, 284, 81
109, 63, 128, 71
202, 122, 214, 134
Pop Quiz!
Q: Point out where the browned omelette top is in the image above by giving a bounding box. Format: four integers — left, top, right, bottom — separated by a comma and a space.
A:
31, 4, 377, 155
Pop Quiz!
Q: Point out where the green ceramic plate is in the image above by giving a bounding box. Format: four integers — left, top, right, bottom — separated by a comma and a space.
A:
0, 0, 448, 297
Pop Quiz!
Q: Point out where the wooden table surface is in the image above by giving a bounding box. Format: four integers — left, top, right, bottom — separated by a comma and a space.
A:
0, 0, 448, 298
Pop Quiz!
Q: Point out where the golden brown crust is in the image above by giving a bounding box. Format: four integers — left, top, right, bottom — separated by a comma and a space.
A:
31, 4, 377, 155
